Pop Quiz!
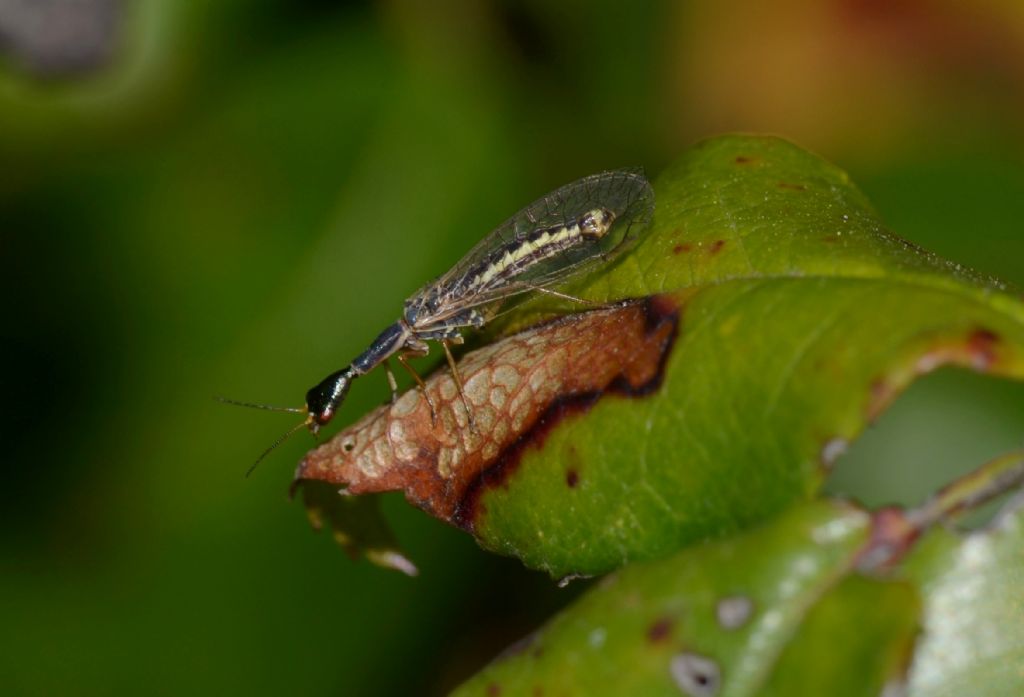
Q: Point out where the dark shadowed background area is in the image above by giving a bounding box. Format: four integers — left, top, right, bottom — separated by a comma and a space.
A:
2, 1, 1023, 694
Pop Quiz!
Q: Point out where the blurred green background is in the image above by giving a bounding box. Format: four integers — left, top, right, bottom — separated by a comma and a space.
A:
2, 1, 1023, 694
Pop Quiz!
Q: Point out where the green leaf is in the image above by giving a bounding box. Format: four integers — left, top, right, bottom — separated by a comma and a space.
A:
451, 500, 921, 697
903, 497, 1024, 697
471, 136, 1024, 575
297, 481, 418, 576
759, 575, 918, 697
296, 135, 1024, 578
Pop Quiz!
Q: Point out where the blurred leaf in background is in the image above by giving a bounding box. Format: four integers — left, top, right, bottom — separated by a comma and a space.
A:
1, 1, 1023, 695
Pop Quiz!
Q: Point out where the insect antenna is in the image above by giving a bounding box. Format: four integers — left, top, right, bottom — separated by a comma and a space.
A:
215, 396, 312, 476
245, 418, 312, 478
215, 395, 306, 414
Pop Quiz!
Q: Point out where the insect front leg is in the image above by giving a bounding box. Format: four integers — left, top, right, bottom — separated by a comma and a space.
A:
396, 339, 438, 424
382, 359, 399, 403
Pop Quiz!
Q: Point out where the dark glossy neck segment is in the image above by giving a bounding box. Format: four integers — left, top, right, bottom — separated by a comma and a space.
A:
304, 321, 408, 429
350, 321, 408, 375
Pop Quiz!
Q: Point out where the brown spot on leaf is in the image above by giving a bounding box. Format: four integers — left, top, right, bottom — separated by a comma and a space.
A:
295, 295, 681, 532
867, 377, 894, 422
709, 239, 726, 255
777, 181, 805, 191
856, 507, 919, 572
673, 242, 692, 255
566, 469, 579, 488
734, 155, 756, 164
967, 328, 1000, 368
565, 444, 582, 487
486, 683, 501, 697
647, 617, 674, 643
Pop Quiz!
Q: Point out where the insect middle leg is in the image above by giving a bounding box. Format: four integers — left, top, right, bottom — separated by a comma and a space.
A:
441, 338, 477, 433
397, 349, 438, 424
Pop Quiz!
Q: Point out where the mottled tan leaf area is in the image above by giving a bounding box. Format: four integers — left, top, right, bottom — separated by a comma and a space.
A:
295, 296, 680, 526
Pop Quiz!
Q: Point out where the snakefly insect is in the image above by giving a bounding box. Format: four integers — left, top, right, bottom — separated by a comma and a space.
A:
223, 168, 655, 474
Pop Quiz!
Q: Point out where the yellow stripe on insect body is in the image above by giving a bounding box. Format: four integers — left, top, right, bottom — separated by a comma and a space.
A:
474, 219, 593, 288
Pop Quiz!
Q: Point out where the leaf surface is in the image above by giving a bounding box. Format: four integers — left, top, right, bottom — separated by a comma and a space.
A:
452, 501, 920, 697
904, 497, 1024, 697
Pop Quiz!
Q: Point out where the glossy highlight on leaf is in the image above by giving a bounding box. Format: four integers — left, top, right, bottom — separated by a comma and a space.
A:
904, 493, 1024, 697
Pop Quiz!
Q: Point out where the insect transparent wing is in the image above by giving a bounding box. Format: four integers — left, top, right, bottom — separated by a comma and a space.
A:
414, 168, 654, 306
426, 238, 644, 326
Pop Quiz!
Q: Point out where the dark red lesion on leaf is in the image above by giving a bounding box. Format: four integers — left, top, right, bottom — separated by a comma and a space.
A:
565, 445, 582, 488
709, 239, 726, 256
966, 328, 1000, 367
734, 155, 758, 165
777, 181, 806, 191
856, 506, 920, 572
672, 242, 693, 255
646, 617, 674, 644
294, 295, 682, 532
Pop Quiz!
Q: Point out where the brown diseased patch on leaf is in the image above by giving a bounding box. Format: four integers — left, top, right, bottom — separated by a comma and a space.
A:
673, 242, 693, 255
294, 296, 681, 530
709, 239, 726, 255
777, 181, 806, 191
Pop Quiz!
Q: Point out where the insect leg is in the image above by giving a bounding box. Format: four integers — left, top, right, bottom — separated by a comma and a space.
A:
442, 338, 477, 433
382, 359, 399, 402
397, 351, 438, 424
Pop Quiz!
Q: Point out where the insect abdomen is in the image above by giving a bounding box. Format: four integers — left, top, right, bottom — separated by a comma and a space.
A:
465, 207, 614, 293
